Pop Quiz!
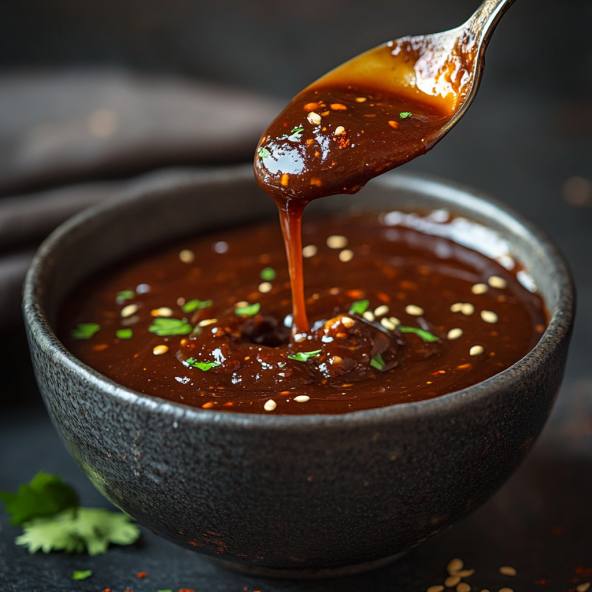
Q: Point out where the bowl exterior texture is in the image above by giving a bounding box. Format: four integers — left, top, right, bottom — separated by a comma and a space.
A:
23, 168, 574, 570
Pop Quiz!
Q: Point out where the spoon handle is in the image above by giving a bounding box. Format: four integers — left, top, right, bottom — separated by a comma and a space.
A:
466, 0, 517, 44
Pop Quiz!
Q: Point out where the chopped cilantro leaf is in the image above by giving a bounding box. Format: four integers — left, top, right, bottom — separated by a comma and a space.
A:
148, 318, 192, 336
258, 147, 271, 159
184, 358, 221, 372
288, 349, 322, 362
0, 472, 79, 525
71, 323, 100, 340
235, 303, 260, 316
115, 290, 135, 303
72, 570, 92, 580
182, 299, 212, 313
398, 326, 439, 342
399, 112, 412, 119
288, 126, 305, 141
116, 329, 133, 339
260, 267, 276, 281
16, 508, 140, 556
370, 353, 385, 371
349, 300, 370, 315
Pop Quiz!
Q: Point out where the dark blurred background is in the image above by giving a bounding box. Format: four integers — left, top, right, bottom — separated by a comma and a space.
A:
1, 1, 591, 590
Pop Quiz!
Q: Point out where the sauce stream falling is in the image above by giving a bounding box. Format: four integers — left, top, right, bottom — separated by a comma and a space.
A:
255, 41, 466, 335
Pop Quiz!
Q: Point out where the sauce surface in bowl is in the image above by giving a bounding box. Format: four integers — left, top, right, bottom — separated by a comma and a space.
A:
60, 211, 546, 415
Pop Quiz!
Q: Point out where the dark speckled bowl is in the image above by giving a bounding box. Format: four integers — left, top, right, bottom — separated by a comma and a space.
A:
23, 167, 574, 578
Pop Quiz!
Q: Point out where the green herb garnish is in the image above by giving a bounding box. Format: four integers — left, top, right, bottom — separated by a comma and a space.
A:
184, 358, 221, 372
182, 299, 213, 313
258, 147, 271, 159
72, 570, 93, 581
0, 472, 79, 525
287, 350, 322, 362
1, 472, 140, 556
148, 318, 192, 336
115, 290, 135, 303
370, 353, 385, 371
260, 267, 276, 281
398, 326, 439, 342
288, 126, 304, 141
235, 303, 260, 316
116, 329, 133, 339
399, 112, 412, 119
71, 323, 100, 340
15, 508, 140, 555
349, 300, 370, 315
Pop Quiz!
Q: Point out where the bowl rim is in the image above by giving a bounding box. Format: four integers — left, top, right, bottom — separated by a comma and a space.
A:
23, 165, 575, 429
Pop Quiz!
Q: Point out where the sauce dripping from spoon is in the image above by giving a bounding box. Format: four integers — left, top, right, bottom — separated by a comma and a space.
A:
254, 0, 515, 336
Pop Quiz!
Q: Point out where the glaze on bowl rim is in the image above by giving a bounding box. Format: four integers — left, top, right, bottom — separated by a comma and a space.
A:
23, 166, 575, 428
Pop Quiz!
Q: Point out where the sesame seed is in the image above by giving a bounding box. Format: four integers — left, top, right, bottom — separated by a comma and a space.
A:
471, 283, 488, 295
499, 566, 517, 577
456, 584, 470, 592
258, 282, 272, 293
177, 297, 185, 306
264, 399, 277, 411
388, 120, 399, 129
179, 249, 194, 263
294, 395, 310, 403
470, 345, 484, 356
447, 558, 464, 575
121, 304, 138, 318
481, 310, 498, 323
577, 584, 591, 592
327, 235, 348, 249
389, 316, 401, 325
363, 311, 375, 322
334, 126, 346, 135
428, 587, 445, 592
303, 244, 318, 258
461, 303, 475, 316
281, 173, 289, 187
447, 328, 463, 340
339, 249, 354, 262
331, 103, 347, 110
355, 97, 367, 102
445, 576, 461, 587
152, 345, 168, 356
341, 316, 355, 328
151, 307, 173, 317
488, 275, 507, 289
406, 304, 424, 316
235, 301, 248, 308
381, 318, 397, 331
450, 303, 464, 313
374, 305, 389, 317
198, 318, 218, 327
307, 111, 322, 125
456, 569, 475, 577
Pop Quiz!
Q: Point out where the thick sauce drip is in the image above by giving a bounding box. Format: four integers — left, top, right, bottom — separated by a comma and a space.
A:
61, 213, 547, 415
255, 39, 469, 334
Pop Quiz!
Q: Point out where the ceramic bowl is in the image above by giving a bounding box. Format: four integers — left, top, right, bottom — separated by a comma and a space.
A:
23, 166, 574, 578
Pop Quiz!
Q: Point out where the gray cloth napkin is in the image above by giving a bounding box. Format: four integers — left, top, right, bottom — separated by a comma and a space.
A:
0, 69, 281, 196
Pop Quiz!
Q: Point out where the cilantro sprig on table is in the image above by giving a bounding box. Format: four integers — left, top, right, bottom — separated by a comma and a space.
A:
0, 472, 140, 555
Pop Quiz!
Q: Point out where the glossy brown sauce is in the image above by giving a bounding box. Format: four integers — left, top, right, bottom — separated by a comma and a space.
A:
61, 27, 545, 415
60, 212, 547, 415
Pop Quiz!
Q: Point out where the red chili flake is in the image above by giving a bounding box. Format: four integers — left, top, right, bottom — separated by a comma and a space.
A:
136, 572, 148, 579
576, 567, 592, 576
179, 589, 195, 592
102, 589, 111, 592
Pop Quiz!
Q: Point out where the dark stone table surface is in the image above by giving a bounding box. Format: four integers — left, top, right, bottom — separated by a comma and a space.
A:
1, 58, 592, 592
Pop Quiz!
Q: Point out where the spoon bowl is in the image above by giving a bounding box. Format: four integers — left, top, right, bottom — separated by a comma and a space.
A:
254, 0, 516, 201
